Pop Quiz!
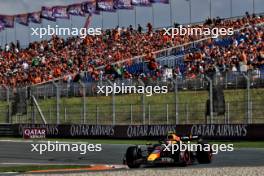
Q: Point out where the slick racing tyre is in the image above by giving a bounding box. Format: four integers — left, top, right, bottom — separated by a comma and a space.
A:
173, 149, 190, 166
179, 150, 190, 166
125, 146, 142, 168
196, 140, 213, 164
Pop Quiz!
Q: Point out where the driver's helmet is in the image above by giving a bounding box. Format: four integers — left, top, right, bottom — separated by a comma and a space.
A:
167, 131, 180, 142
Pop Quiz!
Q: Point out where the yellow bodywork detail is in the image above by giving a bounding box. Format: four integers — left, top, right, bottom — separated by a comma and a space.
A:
147, 153, 160, 161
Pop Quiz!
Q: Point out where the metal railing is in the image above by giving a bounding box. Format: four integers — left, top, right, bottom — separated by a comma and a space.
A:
0, 72, 263, 125
1, 71, 263, 100
1, 99, 263, 125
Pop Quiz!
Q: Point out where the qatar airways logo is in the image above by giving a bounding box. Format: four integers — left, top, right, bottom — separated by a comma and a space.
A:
23, 128, 46, 139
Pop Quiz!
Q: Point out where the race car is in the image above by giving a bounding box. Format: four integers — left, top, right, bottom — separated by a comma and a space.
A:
123, 131, 213, 168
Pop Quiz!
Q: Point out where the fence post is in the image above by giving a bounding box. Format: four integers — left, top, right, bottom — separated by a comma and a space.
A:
130, 104, 133, 124
28, 86, 35, 124
148, 104, 150, 125
4, 85, 10, 104
242, 73, 251, 124
235, 76, 238, 89
31, 102, 35, 124
225, 102, 230, 124
138, 79, 146, 124
225, 103, 227, 124
185, 103, 189, 124
96, 105, 99, 125
64, 107, 67, 123
205, 76, 213, 124
171, 78, 179, 124
227, 102, 230, 124
225, 72, 228, 89
26, 104, 29, 123
53, 82, 60, 124
8, 103, 12, 124
250, 101, 253, 123
3, 85, 12, 123
49, 108, 51, 123
106, 79, 115, 125
166, 103, 169, 125
80, 82, 86, 124
44, 84, 47, 99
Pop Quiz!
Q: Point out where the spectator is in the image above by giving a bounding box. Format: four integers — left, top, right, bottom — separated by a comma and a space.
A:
0, 13, 263, 87
137, 24, 142, 33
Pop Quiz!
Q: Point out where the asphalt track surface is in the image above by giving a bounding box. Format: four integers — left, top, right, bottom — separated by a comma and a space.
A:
0, 141, 264, 168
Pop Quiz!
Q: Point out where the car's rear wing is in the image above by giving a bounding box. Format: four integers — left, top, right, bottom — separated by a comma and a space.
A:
180, 135, 200, 141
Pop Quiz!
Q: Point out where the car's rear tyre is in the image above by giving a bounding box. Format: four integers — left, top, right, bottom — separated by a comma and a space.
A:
196, 140, 212, 164
179, 150, 190, 166
125, 146, 142, 168
173, 149, 190, 166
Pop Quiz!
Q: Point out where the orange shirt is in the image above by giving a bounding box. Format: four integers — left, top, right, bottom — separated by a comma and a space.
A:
54, 67, 62, 77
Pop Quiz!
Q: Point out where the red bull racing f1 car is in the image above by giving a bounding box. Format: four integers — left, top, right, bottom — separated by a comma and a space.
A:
123, 132, 213, 168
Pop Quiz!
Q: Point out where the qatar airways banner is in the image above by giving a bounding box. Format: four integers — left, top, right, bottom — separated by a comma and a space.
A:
97, 0, 116, 12
2, 124, 263, 140
114, 0, 133, 9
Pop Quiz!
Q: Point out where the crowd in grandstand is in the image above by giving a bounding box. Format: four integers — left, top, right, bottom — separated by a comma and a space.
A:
0, 13, 263, 87
183, 21, 264, 79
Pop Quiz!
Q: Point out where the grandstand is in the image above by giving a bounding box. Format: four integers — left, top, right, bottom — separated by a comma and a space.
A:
1, 1, 264, 174
0, 13, 263, 87
0, 12, 263, 125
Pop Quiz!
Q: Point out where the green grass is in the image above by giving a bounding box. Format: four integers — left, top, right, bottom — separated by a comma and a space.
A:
1, 88, 264, 124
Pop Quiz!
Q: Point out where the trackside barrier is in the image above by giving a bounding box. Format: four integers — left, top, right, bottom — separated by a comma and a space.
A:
1, 124, 264, 140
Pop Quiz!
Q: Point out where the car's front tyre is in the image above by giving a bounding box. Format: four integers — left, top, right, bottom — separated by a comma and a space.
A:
125, 146, 142, 168
196, 140, 213, 164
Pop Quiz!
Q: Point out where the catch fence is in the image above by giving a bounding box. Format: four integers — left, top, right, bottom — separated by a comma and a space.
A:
0, 72, 263, 125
